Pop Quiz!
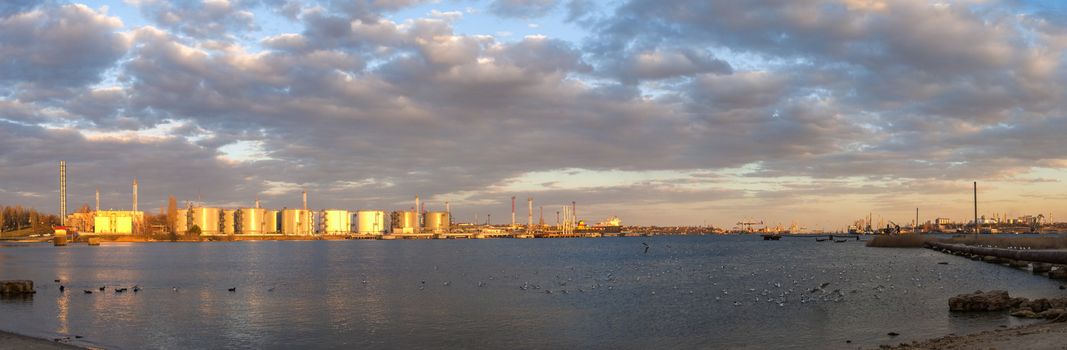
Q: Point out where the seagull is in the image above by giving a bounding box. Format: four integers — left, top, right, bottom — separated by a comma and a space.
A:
228, 287, 236, 292
172, 287, 179, 292
83, 290, 92, 294
268, 287, 275, 292
59, 285, 65, 292
99, 286, 105, 291
133, 286, 140, 292
642, 242, 649, 254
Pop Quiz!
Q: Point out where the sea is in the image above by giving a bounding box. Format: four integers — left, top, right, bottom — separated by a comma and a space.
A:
1, 235, 1063, 349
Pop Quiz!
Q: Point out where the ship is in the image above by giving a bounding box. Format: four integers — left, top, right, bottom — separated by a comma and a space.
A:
592, 216, 622, 233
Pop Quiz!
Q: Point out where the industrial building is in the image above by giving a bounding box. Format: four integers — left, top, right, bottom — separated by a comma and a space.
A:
92, 210, 144, 234
264, 210, 279, 233
357, 210, 387, 234
222, 209, 237, 234
320, 209, 350, 234
189, 207, 222, 235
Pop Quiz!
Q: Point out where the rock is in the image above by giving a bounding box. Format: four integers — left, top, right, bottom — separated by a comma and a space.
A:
1032, 263, 1052, 273
1011, 309, 1038, 318
0, 280, 35, 295
1009, 260, 1029, 268
1038, 308, 1065, 319
1060, 285, 1066, 290
1050, 269, 1067, 280
949, 290, 1013, 311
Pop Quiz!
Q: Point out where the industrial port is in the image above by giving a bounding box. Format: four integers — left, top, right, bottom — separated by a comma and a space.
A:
51, 162, 626, 241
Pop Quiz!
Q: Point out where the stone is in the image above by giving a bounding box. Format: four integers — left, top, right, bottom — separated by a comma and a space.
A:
1032, 263, 1052, 273
1050, 269, 1067, 280
1038, 308, 1065, 319
0, 280, 35, 295
1011, 309, 1038, 318
949, 290, 1013, 311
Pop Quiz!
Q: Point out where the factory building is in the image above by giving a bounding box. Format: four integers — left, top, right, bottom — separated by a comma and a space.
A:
92, 210, 144, 234
423, 211, 450, 233
391, 211, 418, 234
175, 209, 189, 233
357, 210, 387, 234
320, 209, 350, 234
281, 209, 314, 235
65, 212, 94, 233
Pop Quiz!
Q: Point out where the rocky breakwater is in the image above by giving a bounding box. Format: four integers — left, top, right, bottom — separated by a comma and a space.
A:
0, 280, 36, 295
950, 290, 1067, 321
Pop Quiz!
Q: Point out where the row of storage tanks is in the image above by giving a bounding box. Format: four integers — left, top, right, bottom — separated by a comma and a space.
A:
174, 208, 450, 235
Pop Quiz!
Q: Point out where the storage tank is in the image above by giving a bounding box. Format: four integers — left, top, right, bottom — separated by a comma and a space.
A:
239, 208, 266, 234
390, 211, 418, 234
357, 210, 387, 234
222, 209, 237, 234
175, 209, 189, 233
423, 211, 450, 233
321, 209, 350, 234
281, 209, 313, 235
264, 210, 279, 233
191, 207, 222, 234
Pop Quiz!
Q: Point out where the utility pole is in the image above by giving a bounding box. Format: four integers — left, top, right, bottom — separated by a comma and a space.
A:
973, 181, 979, 235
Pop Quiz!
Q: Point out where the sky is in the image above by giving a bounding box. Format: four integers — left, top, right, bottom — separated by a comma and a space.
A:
4, 0, 1067, 229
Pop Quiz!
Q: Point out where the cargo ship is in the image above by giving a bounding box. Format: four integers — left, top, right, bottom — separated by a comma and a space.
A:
591, 216, 622, 233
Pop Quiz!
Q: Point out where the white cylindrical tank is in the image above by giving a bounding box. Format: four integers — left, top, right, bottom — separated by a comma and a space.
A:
390, 211, 417, 234
321, 209, 350, 234
264, 210, 279, 233
357, 210, 387, 234
281, 209, 313, 235
175, 209, 189, 233
191, 207, 221, 234
423, 211, 450, 233
239, 208, 266, 234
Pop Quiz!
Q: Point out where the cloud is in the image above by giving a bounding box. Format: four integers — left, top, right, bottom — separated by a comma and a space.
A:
0, 4, 127, 88
4, 0, 1067, 226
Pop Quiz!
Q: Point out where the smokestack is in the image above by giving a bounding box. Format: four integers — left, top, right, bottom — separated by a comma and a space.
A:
572, 201, 577, 224
445, 201, 450, 214
255, 197, 261, 209
539, 206, 543, 227
974, 181, 978, 234
59, 161, 66, 225
95, 189, 100, 212
527, 197, 533, 233
132, 178, 138, 212
415, 195, 420, 234
302, 191, 307, 211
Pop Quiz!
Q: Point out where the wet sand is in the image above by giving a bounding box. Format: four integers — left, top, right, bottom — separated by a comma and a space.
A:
876, 322, 1067, 349
0, 330, 81, 349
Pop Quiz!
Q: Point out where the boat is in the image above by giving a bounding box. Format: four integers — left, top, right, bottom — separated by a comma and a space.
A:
590, 216, 622, 233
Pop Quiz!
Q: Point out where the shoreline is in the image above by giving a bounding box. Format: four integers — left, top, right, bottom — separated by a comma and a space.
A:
874, 321, 1067, 349
0, 330, 83, 350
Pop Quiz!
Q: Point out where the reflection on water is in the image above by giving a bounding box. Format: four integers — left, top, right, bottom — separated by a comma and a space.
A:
0, 236, 1063, 349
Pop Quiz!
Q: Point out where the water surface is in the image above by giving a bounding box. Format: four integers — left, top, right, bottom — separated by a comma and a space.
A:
1, 235, 1064, 349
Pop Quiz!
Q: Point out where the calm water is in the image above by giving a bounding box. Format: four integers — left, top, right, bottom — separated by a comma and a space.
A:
1, 235, 1064, 349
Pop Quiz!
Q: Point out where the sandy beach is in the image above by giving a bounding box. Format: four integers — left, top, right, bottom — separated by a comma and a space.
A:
876, 322, 1067, 349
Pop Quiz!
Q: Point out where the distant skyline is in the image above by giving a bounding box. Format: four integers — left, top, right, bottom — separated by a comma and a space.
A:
4, 0, 1067, 229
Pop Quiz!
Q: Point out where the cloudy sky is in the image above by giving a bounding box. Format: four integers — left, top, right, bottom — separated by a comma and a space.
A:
3, 0, 1067, 229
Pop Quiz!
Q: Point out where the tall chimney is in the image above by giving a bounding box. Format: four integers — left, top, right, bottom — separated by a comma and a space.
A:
415, 195, 420, 233
572, 201, 577, 225
59, 161, 66, 225
445, 201, 450, 214
973, 181, 978, 234
95, 189, 100, 212
302, 191, 308, 211
511, 196, 516, 229
132, 178, 138, 212
255, 197, 260, 209
527, 197, 533, 233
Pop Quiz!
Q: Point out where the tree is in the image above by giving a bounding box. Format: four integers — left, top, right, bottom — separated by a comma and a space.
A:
188, 224, 201, 236
167, 195, 178, 233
